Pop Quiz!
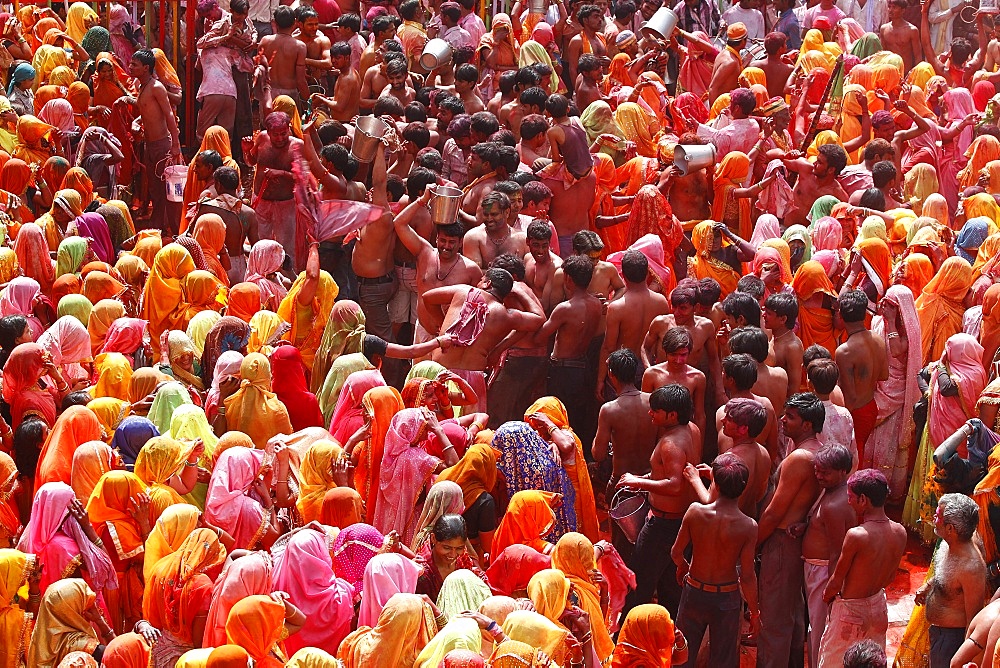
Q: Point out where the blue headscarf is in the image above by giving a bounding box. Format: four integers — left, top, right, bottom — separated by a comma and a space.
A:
494, 420, 578, 539
957, 217, 993, 263
111, 416, 160, 468
7, 63, 35, 97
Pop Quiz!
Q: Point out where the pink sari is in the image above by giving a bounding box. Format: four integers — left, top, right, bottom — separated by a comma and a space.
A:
810, 217, 843, 251
17, 481, 117, 594
0, 277, 46, 339
331, 523, 385, 592
203, 447, 269, 549
98, 317, 147, 363
204, 351, 244, 422
272, 527, 356, 654
929, 333, 987, 448
202, 551, 273, 648
358, 553, 421, 628
245, 240, 288, 311
678, 31, 715, 99
372, 408, 441, 544
329, 370, 387, 443
607, 234, 675, 294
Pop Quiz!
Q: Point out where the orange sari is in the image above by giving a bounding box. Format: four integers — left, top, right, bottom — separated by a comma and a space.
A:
688, 221, 739, 296
791, 260, 840, 355
915, 256, 973, 366
354, 386, 404, 523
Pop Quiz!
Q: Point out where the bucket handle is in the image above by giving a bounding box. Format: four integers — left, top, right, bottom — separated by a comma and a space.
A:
610, 485, 647, 512
155, 155, 184, 180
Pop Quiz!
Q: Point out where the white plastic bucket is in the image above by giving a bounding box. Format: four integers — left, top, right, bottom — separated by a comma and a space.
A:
163, 164, 187, 202
674, 144, 716, 176
640, 8, 679, 44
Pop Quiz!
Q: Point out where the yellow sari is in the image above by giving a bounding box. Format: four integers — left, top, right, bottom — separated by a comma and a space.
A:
134, 436, 195, 523
0, 549, 34, 668
277, 271, 339, 372
297, 440, 345, 523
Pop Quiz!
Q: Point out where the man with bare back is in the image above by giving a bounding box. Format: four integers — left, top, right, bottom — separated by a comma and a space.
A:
642, 328, 706, 438
523, 220, 562, 314
644, 285, 725, 405
593, 348, 659, 559
261, 6, 309, 111
819, 469, 908, 668
245, 111, 304, 269
781, 145, 850, 229
880, 0, 921, 74
687, 398, 771, 519
716, 354, 779, 462
190, 167, 260, 285
916, 493, 987, 668
422, 267, 546, 412
616, 384, 701, 618
598, 250, 670, 399
461, 143, 503, 219
463, 192, 528, 269
351, 149, 397, 345
661, 144, 712, 224
130, 49, 181, 235
552, 231, 625, 305
548, 173, 597, 258
672, 453, 760, 668
536, 255, 605, 437
835, 290, 888, 465
764, 293, 805, 395
324, 42, 360, 121
792, 445, 856, 668
298, 8, 332, 84
729, 326, 790, 420
756, 392, 825, 668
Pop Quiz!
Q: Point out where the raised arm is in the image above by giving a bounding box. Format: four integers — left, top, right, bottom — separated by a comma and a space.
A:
393, 187, 435, 256
296, 241, 321, 306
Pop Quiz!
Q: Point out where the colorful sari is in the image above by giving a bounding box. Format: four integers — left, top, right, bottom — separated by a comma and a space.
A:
321, 487, 365, 528
13, 225, 54, 297
191, 213, 230, 286
204, 447, 270, 549
223, 353, 293, 448
147, 382, 193, 434
353, 386, 402, 524
142, 244, 196, 340
501, 610, 570, 665
89, 352, 132, 402
414, 617, 481, 668
134, 435, 193, 523
277, 269, 339, 372
112, 416, 160, 470
372, 408, 440, 543
916, 256, 973, 366
791, 260, 839, 355
331, 523, 385, 592
225, 595, 289, 668
437, 569, 491, 622
610, 604, 675, 668
485, 545, 551, 597
337, 593, 437, 668
245, 239, 288, 310
297, 440, 345, 524
491, 490, 560, 557
27, 579, 99, 668
711, 152, 753, 240
226, 283, 260, 323
271, 345, 324, 430
87, 299, 123, 353
69, 440, 115, 502
203, 551, 273, 648
142, 502, 199, 581
2, 342, 57, 429
102, 633, 151, 668
36, 405, 103, 490
551, 532, 613, 663
311, 300, 366, 394
689, 221, 739, 296
12, 115, 55, 168
359, 553, 421, 628
0, 549, 34, 668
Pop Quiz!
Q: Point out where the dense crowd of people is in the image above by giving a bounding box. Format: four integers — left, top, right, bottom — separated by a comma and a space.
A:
6, 0, 1000, 666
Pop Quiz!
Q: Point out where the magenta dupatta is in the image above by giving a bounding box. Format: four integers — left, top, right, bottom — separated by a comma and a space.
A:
331, 523, 384, 592
203, 446, 269, 549
329, 369, 386, 443
358, 552, 421, 628
272, 528, 356, 654
372, 409, 440, 543
17, 482, 117, 594
99, 318, 147, 362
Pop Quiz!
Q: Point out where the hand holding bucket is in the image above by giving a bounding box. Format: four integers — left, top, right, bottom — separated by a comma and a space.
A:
427, 184, 463, 226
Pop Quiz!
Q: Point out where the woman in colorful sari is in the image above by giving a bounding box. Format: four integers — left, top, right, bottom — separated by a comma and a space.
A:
915, 256, 973, 366
180, 128, 240, 233
85, 300, 122, 354
86, 394, 128, 440
613, 102, 660, 159
246, 310, 286, 356
142, 502, 199, 580
142, 244, 196, 341
89, 352, 132, 403
492, 489, 562, 557
159, 330, 205, 394
203, 350, 242, 423
373, 408, 444, 543
359, 552, 421, 629
191, 213, 231, 286
147, 381, 193, 434
221, 353, 293, 448
328, 366, 387, 439
337, 593, 438, 668
134, 435, 197, 523
500, 610, 571, 666
245, 239, 289, 311
438, 569, 492, 621
270, 345, 324, 430
12, 115, 56, 169
322, 487, 365, 528
486, 545, 551, 598
56, 292, 89, 325
81, 271, 127, 306
85, 470, 149, 632
0, 549, 36, 668
904, 334, 987, 543
202, 550, 274, 648
13, 225, 55, 299
35, 405, 103, 490
410, 481, 465, 554
494, 421, 577, 532
688, 221, 744, 297
525, 397, 599, 543
55, 237, 90, 279
225, 594, 305, 668
70, 439, 116, 502
958, 135, 1000, 190
226, 283, 260, 323
204, 446, 280, 549
550, 532, 614, 664
143, 528, 226, 667
312, 300, 367, 393
188, 311, 221, 358
102, 633, 151, 668
612, 604, 685, 668
526, 568, 570, 628
294, 439, 343, 524
27, 579, 107, 668
277, 261, 339, 372
37, 315, 91, 385
955, 216, 995, 263
3, 342, 60, 429
478, 14, 518, 99
66, 2, 98, 42
0, 158, 37, 223
792, 260, 840, 355
415, 617, 482, 668
272, 526, 355, 655
175, 270, 224, 331
414, 514, 485, 601
200, 316, 250, 388
332, 523, 385, 592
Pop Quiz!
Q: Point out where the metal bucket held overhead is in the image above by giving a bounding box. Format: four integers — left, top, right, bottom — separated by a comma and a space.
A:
420, 38, 453, 71
640, 7, 680, 44
528, 0, 547, 14
674, 144, 717, 176
428, 185, 463, 225
351, 116, 390, 163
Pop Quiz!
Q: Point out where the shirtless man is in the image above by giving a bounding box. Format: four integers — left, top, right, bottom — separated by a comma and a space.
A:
879, 0, 921, 74
523, 220, 562, 313
708, 23, 746, 104
688, 398, 771, 518
575, 54, 605, 111
190, 167, 260, 284
599, 250, 670, 398
298, 9, 332, 84
261, 6, 309, 111
130, 49, 181, 235
834, 290, 889, 465
792, 445, 856, 668
756, 392, 825, 668
617, 384, 701, 617
749, 31, 795, 99
551, 232, 625, 334
916, 493, 987, 668
717, 354, 780, 461
644, 285, 725, 404
729, 326, 789, 423
380, 59, 417, 108
764, 293, 805, 395
781, 144, 850, 229
423, 268, 545, 411
672, 453, 760, 668
245, 112, 304, 269
565, 4, 608, 87
361, 15, 395, 76
819, 470, 908, 668
393, 187, 484, 334
950, 589, 1000, 668
536, 255, 604, 434
455, 64, 487, 114
360, 45, 400, 112
321, 42, 359, 121
463, 192, 528, 269
642, 328, 706, 438
460, 143, 502, 219
593, 348, 659, 559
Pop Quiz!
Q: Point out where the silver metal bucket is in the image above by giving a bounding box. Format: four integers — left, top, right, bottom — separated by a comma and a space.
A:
351, 116, 390, 163
609, 488, 649, 544
429, 185, 463, 225
528, 0, 547, 14
420, 38, 453, 71
674, 143, 717, 176
640, 7, 679, 44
